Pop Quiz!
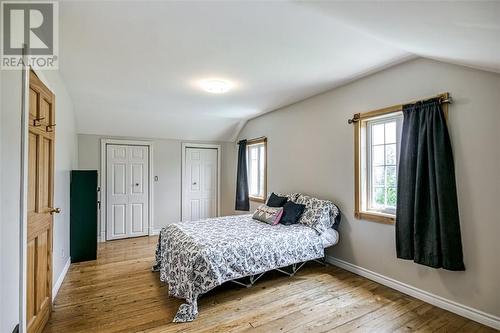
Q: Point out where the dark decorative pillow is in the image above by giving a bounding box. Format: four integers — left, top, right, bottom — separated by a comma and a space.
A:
280, 201, 306, 225
274, 192, 300, 202
332, 209, 342, 230
266, 192, 288, 207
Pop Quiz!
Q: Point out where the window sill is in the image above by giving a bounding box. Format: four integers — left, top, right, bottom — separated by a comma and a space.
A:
355, 211, 395, 224
249, 196, 266, 203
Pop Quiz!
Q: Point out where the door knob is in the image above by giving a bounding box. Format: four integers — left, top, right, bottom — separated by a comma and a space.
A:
135, 183, 140, 186
49, 207, 61, 214
193, 182, 197, 185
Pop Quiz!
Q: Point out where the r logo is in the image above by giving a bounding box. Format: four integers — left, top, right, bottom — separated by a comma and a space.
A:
2, 2, 54, 55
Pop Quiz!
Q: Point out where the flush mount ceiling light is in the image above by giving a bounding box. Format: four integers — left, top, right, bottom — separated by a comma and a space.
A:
199, 79, 233, 94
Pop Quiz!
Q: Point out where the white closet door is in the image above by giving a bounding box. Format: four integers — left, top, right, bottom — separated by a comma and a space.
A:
128, 146, 149, 237
183, 148, 217, 221
107, 144, 149, 240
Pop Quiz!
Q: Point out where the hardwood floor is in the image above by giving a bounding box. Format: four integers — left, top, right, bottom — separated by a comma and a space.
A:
44, 236, 495, 333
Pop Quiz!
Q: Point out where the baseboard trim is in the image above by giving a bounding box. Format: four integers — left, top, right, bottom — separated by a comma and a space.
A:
52, 257, 71, 301
326, 256, 500, 330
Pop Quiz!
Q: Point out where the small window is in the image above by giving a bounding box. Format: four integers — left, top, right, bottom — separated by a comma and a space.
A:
355, 108, 403, 224
365, 115, 402, 215
247, 138, 267, 202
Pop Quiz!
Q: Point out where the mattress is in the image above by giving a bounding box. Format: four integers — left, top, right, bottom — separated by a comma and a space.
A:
320, 228, 339, 248
153, 214, 329, 322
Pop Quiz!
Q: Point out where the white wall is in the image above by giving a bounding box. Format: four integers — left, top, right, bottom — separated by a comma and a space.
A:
77, 135, 236, 234
1, 69, 23, 333
0, 69, 77, 333
37, 71, 78, 290
237, 58, 500, 318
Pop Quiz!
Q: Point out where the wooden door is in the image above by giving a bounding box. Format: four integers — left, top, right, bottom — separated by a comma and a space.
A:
27, 70, 57, 333
182, 148, 218, 221
106, 144, 149, 240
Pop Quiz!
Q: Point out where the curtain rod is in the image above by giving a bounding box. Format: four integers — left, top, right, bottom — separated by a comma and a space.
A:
348, 93, 452, 124
238, 136, 267, 144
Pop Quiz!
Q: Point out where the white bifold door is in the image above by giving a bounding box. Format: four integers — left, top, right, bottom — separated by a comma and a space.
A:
106, 144, 149, 240
182, 148, 218, 221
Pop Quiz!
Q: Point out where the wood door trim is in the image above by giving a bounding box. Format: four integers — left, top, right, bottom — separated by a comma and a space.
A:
181, 143, 221, 222
99, 139, 154, 242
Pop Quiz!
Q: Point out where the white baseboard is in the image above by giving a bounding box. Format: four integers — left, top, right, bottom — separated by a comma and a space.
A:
326, 256, 499, 330
52, 257, 71, 301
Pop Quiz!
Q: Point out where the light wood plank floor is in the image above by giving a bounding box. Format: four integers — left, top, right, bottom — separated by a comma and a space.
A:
43, 236, 495, 333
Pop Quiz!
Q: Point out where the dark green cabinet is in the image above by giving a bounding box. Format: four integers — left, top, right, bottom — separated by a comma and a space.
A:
70, 170, 98, 263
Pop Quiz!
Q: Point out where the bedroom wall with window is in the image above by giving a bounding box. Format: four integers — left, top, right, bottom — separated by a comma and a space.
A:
236, 58, 500, 317
77, 135, 237, 232
0, 70, 78, 333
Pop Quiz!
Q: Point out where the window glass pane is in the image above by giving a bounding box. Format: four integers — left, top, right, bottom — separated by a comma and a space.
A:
258, 146, 265, 196
386, 144, 396, 165
373, 187, 385, 206
248, 146, 258, 196
361, 115, 402, 214
372, 145, 384, 166
247, 143, 266, 198
373, 166, 385, 186
364, 114, 402, 215
386, 187, 397, 207
372, 123, 385, 145
385, 121, 396, 144
386, 166, 397, 187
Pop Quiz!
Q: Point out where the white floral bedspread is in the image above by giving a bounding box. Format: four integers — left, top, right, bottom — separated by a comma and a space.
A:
153, 214, 324, 322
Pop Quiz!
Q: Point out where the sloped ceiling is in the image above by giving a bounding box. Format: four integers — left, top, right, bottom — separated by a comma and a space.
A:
59, 1, 499, 142
299, 1, 500, 73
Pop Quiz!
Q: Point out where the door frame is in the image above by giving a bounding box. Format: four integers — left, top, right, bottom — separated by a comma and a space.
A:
99, 139, 154, 242
181, 143, 221, 221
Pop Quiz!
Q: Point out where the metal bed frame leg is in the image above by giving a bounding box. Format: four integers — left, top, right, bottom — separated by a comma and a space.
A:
275, 261, 308, 277
230, 257, 327, 287
230, 272, 266, 288
275, 256, 327, 277
313, 257, 327, 266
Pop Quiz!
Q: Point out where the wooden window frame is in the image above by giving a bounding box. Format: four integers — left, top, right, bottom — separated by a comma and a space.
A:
247, 137, 267, 203
354, 93, 449, 224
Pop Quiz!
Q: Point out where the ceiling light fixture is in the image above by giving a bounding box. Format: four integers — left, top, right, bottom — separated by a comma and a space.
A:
199, 79, 233, 94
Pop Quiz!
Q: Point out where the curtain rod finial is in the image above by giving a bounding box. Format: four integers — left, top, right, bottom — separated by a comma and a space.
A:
348, 113, 360, 125
440, 97, 452, 104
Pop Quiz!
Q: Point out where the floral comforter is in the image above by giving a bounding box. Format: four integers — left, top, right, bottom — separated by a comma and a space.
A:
153, 214, 324, 322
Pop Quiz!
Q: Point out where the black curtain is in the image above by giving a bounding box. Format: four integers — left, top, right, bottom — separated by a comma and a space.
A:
396, 98, 465, 271
235, 140, 249, 211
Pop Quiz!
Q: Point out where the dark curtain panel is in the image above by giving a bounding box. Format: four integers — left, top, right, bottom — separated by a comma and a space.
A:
396, 98, 465, 271
235, 140, 249, 211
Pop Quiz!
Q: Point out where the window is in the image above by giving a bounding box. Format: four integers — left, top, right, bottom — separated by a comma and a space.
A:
247, 138, 267, 202
353, 93, 449, 224
366, 115, 402, 215
354, 107, 403, 224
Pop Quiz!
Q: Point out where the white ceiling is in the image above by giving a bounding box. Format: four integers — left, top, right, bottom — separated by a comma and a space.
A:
299, 1, 500, 73
59, 1, 499, 142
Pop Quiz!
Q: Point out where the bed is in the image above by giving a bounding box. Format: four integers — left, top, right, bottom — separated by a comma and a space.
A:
153, 195, 340, 322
